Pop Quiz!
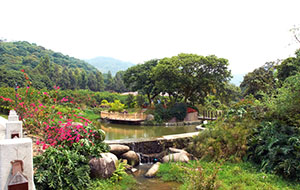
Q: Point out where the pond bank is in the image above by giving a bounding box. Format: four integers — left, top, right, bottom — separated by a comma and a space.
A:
105, 132, 199, 154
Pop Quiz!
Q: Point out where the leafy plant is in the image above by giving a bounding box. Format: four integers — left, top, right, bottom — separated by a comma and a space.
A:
188, 97, 261, 162
34, 146, 91, 190
248, 121, 300, 180
108, 100, 125, 112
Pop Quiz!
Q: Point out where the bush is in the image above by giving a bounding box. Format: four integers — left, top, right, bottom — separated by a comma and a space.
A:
188, 97, 261, 162
34, 146, 91, 190
125, 94, 135, 108
154, 102, 187, 122
248, 121, 300, 180
108, 100, 125, 112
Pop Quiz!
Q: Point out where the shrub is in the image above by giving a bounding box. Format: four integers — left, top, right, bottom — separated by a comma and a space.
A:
248, 121, 300, 180
188, 97, 262, 162
125, 94, 135, 108
108, 100, 125, 112
154, 102, 188, 122
34, 146, 91, 190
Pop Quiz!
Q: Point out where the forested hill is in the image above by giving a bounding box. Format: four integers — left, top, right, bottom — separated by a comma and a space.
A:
0, 41, 104, 91
86, 56, 135, 76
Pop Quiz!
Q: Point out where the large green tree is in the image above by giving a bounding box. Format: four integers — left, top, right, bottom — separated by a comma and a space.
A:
123, 59, 160, 104
276, 49, 300, 83
153, 53, 231, 104
112, 71, 128, 93
240, 62, 277, 99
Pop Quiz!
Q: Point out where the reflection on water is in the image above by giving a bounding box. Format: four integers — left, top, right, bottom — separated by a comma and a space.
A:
96, 122, 198, 140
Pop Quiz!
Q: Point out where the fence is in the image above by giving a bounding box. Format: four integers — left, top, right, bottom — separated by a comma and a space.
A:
101, 111, 147, 121
199, 110, 223, 120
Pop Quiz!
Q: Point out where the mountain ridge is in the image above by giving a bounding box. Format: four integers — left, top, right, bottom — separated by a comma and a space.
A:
86, 56, 135, 75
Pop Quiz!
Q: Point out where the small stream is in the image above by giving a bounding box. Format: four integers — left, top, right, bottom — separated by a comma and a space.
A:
133, 164, 180, 190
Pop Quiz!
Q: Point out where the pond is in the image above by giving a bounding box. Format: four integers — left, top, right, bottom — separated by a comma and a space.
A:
97, 122, 198, 140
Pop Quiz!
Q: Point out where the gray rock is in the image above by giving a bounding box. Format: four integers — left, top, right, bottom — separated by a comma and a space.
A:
100, 152, 118, 166
168, 147, 188, 154
146, 114, 155, 121
162, 153, 189, 163
145, 162, 160, 178
109, 144, 130, 157
89, 157, 116, 179
121, 150, 140, 166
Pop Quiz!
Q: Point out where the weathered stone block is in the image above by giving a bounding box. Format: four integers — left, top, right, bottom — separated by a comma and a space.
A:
0, 138, 35, 190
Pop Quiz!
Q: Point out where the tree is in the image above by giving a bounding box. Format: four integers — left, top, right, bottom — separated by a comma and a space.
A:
57, 67, 71, 90
112, 71, 127, 93
79, 70, 88, 89
123, 59, 160, 104
87, 72, 97, 91
153, 54, 231, 104
240, 62, 277, 99
95, 71, 104, 91
68, 69, 77, 90
105, 71, 113, 91
276, 50, 300, 83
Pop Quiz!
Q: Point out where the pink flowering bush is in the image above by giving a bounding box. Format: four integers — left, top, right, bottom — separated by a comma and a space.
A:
0, 71, 108, 153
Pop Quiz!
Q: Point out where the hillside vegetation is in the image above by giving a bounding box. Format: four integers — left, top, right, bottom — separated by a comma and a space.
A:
0, 41, 104, 91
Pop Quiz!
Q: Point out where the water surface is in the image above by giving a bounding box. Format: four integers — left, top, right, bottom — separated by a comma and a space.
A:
97, 122, 198, 140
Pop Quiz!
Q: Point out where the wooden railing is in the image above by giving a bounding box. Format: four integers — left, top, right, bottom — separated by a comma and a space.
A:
198, 110, 223, 120
101, 111, 147, 121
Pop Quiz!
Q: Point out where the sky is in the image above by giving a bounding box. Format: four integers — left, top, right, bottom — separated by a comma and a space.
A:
1, 0, 300, 76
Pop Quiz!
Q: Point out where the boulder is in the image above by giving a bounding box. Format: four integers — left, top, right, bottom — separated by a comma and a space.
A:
146, 114, 155, 121
144, 162, 161, 178
109, 144, 130, 157
121, 150, 140, 166
89, 157, 116, 179
195, 125, 206, 130
100, 152, 118, 166
168, 147, 188, 154
162, 152, 189, 163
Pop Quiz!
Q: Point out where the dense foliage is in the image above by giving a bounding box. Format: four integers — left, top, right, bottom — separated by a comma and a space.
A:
188, 97, 262, 162
0, 41, 104, 91
153, 54, 231, 104
190, 49, 300, 182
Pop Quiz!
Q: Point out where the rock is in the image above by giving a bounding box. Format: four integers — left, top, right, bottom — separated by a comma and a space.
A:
121, 150, 140, 166
100, 152, 118, 166
109, 144, 130, 157
146, 114, 155, 121
162, 153, 189, 163
89, 157, 116, 179
168, 147, 188, 154
195, 125, 206, 130
144, 162, 160, 178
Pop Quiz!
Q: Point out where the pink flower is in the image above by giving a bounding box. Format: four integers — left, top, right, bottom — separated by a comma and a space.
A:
42, 144, 48, 150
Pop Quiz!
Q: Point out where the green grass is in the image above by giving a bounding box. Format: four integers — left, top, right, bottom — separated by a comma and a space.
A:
0, 113, 8, 119
82, 109, 101, 121
158, 161, 300, 190
88, 174, 136, 190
